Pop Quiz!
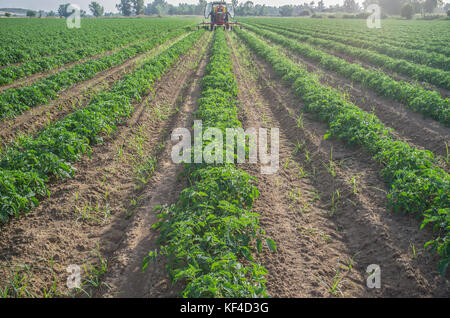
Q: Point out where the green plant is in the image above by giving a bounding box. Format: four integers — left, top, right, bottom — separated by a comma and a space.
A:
235, 27, 449, 273
243, 23, 450, 125
144, 29, 274, 298
0, 30, 205, 223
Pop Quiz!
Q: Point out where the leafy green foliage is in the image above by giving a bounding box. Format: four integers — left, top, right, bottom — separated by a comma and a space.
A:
0, 18, 197, 66
243, 24, 450, 127
0, 22, 186, 86
0, 25, 195, 120
241, 17, 450, 62
252, 23, 450, 90
235, 28, 449, 274
145, 29, 273, 298
0, 30, 205, 222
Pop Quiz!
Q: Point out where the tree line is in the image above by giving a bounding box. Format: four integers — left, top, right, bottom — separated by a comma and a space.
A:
113, 0, 450, 17
15, 0, 450, 18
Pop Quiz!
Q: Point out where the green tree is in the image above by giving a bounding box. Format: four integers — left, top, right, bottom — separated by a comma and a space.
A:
58, 4, 71, 18
132, 0, 145, 15
89, 2, 105, 17
195, 0, 207, 15
343, 0, 360, 12
47, 11, 56, 17
424, 0, 443, 13
317, 0, 325, 11
401, 3, 414, 19
4, 12, 11, 17
146, 0, 169, 15
26, 10, 37, 17
243, 1, 254, 16
279, 5, 294, 16
116, 0, 133, 16
378, 0, 403, 15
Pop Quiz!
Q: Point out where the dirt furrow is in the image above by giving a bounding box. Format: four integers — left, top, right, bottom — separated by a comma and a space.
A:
228, 32, 367, 297
230, 31, 449, 297
0, 32, 211, 298
97, 35, 212, 299
0, 33, 189, 149
247, 30, 450, 161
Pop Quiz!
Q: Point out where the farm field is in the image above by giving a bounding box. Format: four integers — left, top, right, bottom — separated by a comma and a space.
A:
0, 16, 449, 299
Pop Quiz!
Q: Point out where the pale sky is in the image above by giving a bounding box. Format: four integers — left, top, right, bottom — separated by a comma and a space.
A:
0, 0, 346, 13
1, 0, 449, 13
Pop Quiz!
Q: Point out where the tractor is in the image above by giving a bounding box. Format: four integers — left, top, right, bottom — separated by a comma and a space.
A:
199, 1, 241, 31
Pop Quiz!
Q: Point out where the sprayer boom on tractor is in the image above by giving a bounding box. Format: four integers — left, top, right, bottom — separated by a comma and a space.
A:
198, 1, 241, 31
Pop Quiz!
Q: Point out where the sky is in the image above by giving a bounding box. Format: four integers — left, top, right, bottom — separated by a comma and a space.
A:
0, 0, 345, 13
0, 0, 449, 13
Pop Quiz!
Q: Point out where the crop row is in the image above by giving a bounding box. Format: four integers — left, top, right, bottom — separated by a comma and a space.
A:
0, 24, 181, 86
254, 21, 450, 70
235, 28, 449, 275
244, 18, 450, 57
0, 18, 197, 66
0, 29, 205, 223
144, 29, 274, 297
251, 23, 450, 90
243, 24, 450, 127
0, 27, 190, 121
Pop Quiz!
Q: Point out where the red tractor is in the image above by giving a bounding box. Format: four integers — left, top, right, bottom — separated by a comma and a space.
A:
199, 1, 241, 31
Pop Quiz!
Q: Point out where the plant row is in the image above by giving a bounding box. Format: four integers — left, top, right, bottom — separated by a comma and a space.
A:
235, 28, 449, 275
0, 30, 205, 223
0, 18, 197, 66
144, 29, 274, 298
252, 21, 450, 71
242, 18, 450, 57
0, 27, 191, 121
0, 24, 180, 86
243, 24, 450, 127
252, 23, 450, 90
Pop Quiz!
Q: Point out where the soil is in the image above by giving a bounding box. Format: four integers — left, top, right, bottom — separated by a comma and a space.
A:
0, 33, 189, 148
0, 28, 448, 299
247, 30, 450, 162
228, 31, 449, 297
97, 33, 212, 298
0, 31, 212, 298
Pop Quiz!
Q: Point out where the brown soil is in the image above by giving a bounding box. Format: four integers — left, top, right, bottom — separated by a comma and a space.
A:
0, 32, 212, 298
229, 31, 450, 298
0, 33, 189, 148
248, 30, 450, 162
97, 34, 212, 298
0, 29, 448, 299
